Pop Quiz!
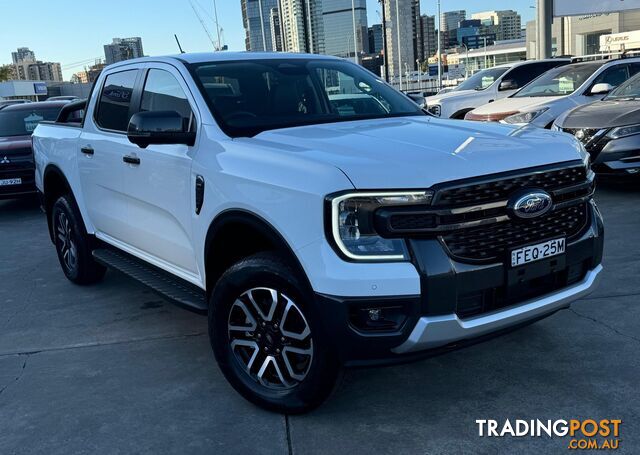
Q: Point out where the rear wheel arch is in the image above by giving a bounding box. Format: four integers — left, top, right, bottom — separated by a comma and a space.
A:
204, 210, 311, 299
43, 165, 73, 242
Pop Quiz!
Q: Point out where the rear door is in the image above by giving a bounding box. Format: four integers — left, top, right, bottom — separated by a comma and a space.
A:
120, 63, 200, 281
78, 67, 141, 243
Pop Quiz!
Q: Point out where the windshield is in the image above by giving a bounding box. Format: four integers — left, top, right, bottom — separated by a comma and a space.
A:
514, 62, 602, 98
455, 67, 509, 91
189, 59, 424, 137
0, 107, 62, 137
606, 72, 640, 100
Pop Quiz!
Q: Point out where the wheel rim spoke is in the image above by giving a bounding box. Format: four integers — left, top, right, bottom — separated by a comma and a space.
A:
228, 287, 313, 390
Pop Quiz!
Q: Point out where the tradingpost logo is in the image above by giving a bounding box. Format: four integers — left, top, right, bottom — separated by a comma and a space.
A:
476, 419, 622, 450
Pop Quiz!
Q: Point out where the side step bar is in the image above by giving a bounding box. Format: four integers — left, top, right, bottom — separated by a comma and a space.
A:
92, 247, 207, 314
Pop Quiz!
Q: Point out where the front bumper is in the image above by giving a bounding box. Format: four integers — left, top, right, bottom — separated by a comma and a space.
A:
591, 135, 640, 177
0, 165, 37, 199
316, 201, 604, 367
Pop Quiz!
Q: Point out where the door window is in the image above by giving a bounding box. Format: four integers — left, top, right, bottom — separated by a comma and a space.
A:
140, 69, 195, 132
95, 70, 137, 132
504, 62, 566, 90
592, 65, 629, 89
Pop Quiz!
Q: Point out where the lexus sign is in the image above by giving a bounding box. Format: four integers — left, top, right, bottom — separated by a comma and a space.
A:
554, 0, 640, 16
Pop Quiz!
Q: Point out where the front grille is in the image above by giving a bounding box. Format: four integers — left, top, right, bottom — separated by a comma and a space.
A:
0, 147, 34, 171
433, 166, 586, 207
441, 203, 588, 262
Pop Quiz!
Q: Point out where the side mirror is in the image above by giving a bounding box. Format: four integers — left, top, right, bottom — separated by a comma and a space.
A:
407, 93, 426, 108
127, 111, 196, 149
590, 83, 614, 96
499, 79, 518, 91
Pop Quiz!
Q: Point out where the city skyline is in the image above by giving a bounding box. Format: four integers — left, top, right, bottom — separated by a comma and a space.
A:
0, 0, 536, 80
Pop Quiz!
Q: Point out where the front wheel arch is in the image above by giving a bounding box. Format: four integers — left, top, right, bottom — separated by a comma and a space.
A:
204, 209, 312, 299
451, 108, 475, 120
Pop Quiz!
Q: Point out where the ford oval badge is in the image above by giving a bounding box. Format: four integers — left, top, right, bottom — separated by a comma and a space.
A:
509, 190, 553, 219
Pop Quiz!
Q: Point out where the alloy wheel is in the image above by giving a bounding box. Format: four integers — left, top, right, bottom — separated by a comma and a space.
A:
228, 287, 313, 390
56, 211, 77, 272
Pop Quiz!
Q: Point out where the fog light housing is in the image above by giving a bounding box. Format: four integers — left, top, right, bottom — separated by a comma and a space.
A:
349, 305, 408, 332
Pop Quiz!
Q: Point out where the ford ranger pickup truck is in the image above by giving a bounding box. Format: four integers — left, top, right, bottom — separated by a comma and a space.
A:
33, 53, 604, 413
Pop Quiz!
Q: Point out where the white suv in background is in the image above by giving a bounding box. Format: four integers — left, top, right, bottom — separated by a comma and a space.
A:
466, 57, 640, 127
425, 59, 570, 119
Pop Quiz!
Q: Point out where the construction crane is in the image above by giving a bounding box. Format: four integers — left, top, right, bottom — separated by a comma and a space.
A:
189, 0, 217, 49
189, 0, 225, 51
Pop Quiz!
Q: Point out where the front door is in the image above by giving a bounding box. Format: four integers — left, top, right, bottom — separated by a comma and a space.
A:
120, 65, 200, 281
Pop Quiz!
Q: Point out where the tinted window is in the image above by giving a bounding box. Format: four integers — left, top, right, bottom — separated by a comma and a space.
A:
606, 72, 640, 99
141, 69, 195, 131
514, 62, 602, 97
504, 61, 566, 89
190, 59, 423, 137
96, 70, 137, 132
0, 107, 63, 137
455, 67, 509, 91
592, 64, 629, 89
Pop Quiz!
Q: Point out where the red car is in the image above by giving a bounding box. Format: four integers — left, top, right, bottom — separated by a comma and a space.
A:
0, 101, 70, 199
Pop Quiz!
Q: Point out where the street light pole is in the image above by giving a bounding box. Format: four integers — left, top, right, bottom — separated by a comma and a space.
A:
483, 37, 488, 69
416, 59, 422, 92
436, 0, 442, 92
396, 0, 402, 91
258, 0, 267, 51
460, 43, 469, 79
352, 0, 358, 63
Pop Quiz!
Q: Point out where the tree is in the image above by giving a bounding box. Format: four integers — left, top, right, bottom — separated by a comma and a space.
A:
0, 65, 15, 82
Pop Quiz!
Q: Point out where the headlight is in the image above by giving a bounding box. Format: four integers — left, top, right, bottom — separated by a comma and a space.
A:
427, 104, 441, 117
328, 191, 433, 261
503, 108, 549, 124
606, 123, 640, 139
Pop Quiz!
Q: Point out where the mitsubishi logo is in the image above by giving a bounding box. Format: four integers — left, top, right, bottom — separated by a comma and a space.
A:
0, 156, 10, 164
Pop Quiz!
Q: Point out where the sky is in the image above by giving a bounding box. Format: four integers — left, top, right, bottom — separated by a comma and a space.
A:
0, 0, 536, 80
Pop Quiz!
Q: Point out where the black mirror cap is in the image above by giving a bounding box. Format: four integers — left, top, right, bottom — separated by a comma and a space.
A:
127, 111, 196, 149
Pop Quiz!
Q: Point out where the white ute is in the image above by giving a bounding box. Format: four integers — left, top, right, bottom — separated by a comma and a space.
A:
33, 53, 604, 413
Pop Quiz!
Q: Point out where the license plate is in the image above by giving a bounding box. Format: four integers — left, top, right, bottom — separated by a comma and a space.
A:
511, 238, 565, 267
0, 178, 21, 186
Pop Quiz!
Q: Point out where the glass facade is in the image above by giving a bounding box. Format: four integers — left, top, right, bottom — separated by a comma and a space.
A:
322, 0, 368, 59
242, 0, 279, 51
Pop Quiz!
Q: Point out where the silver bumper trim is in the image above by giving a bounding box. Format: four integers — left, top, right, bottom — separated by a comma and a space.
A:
392, 264, 603, 354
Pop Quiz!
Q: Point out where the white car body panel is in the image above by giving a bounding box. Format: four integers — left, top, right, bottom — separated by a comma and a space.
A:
32, 52, 588, 300
469, 58, 640, 127
425, 80, 512, 119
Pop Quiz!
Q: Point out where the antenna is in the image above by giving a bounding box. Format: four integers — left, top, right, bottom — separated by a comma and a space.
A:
175, 34, 185, 54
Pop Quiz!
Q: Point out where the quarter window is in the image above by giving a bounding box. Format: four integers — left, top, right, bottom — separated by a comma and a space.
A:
141, 69, 195, 132
95, 70, 137, 132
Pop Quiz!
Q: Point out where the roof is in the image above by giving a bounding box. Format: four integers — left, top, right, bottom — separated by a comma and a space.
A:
107, 51, 341, 70
1, 100, 70, 112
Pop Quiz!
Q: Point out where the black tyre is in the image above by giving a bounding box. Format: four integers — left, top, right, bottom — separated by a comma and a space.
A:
51, 194, 106, 285
209, 252, 340, 414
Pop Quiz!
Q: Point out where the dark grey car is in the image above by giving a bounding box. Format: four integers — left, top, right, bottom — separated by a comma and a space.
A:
554, 72, 640, 177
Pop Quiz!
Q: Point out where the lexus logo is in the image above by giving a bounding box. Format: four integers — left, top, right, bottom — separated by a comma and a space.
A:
508, 190, 553, 219
0, 156, 10, 164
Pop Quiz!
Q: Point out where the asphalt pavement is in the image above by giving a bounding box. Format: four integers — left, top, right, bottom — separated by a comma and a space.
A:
1, 182, 639, 454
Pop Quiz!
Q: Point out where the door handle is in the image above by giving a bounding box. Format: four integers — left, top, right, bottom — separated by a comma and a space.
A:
81, 146, 94, 155
123, 155, 141, 165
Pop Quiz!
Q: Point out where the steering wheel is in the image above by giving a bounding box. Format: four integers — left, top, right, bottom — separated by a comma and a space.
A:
225, 111, 257, 122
